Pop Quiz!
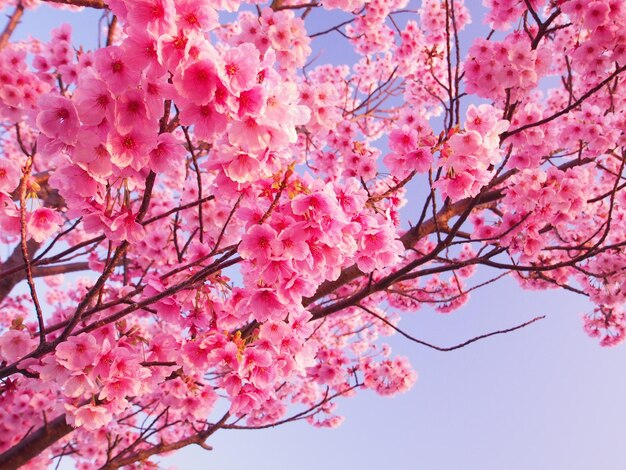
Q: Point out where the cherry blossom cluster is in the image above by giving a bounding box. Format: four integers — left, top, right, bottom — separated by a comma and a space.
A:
434, 104, 509, 201
223, 8, 311, 77
464, 33, 551, 101
0, 0, 626, 467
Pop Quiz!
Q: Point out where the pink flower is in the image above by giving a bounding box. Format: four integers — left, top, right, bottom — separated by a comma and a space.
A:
109, 210, 146, 243
122, 29, 161, 75
0, 329, 36, 362
27, 207, 64, 243
73, 77, 114, 126
126, 0, 176, 37
362, 356, 417, 396
72, 130, 113, 177
389, 125, 418, 155
228, 118, 273, 150
115, 88, 152, 134
224, 151, 261, 183
258, 320, 290, 344
63, 373, 97, 398
0, 193, 20, 236
0, 158, 21, 193
183, 339, 210, 370
65, 403, 112, 431
221, 43, 260, 94
108, 128, 156, 169
176, 0, 219, 32
178, 99, 228, 142
99, 376, 141, 401
174, 58, 220, 105
237, 86, 264, 118
277, 224, 310, 260
449, 130, 483, 156
55, 334, 100, 371
238, 224, 279, 262
149, 133, 186, 174
36, 95, 80, 145
434, 170, 476, 202
229, 384, 267, 416
291, 190, 339, 222
406, 148, 433, 173
94, 46, 141, 95
584, 1, 610, 30
248, 288, 286, 322
465, 104, 509, 144
141, 72, 176, 119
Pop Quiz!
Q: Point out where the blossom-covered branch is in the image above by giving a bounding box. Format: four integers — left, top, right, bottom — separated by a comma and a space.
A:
0, 0, 625, 468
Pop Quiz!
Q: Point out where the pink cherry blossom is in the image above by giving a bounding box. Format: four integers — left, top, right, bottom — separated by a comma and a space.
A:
0, 1, 625, 467
65, 403, 112, 431
0, 158, 21, 193
221, 43, 260, 94
36, 95, 79, 144
94, 46, 141, 95
0, 330, 37, 362
27, 207, 64, 243
55, 334, 100, 371
174, 58, 220, 105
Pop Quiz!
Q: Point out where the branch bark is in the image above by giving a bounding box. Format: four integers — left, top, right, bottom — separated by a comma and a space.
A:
0, 239, 40, 302
304, 189, 503, 307
0, 3, 24, 50
0, 414, 74, 470
42, 0, 108, 8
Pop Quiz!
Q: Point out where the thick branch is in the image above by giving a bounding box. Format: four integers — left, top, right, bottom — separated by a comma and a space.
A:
101, 413, 229, 469
0, 239, 40, 303
0, 414, 74, 470
304, 189, 503, 307
0, 3, 24, 50
42, 0, 107, 8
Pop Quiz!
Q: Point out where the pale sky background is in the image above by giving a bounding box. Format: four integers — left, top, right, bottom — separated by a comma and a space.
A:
6, 2, 626, 470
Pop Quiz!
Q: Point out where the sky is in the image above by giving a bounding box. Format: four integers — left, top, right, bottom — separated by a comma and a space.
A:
5, 2, 626, 470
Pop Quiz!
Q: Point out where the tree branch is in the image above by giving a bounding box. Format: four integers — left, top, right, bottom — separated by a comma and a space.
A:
501, 64, 626, 140
0, 3, 24, 50
357, 304, 546, 351
42, 0, 107, 8
0, 414, 74, 470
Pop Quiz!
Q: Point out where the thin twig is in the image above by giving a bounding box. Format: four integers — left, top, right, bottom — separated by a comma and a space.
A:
357, 304, 546, 352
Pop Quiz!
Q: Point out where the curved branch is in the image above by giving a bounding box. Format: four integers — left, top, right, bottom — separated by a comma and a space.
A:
0, 414, 73, 470
501, 64, 626, 140
100, 413, 229, 469
304, 188, 503, 307
357, 304, 546, 352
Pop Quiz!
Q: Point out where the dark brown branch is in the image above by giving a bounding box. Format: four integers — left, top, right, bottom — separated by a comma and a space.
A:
501, 64, 626, 140
310, 16, 357, 38
42, 0, 107, 8
358, 305, 546, 352
18, 153, 46, 345
274, 2, 319, 10
223, 383, 361, 430
30, 262, 91, 278
0, 3, 24, 50
0, 239, 39, 304
100, 413, 229, 469
0, 414, 73, 470
304, 189, 503, 307
106, 15, 117, 46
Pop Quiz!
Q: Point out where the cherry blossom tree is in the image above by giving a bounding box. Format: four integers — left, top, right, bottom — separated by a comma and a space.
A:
0, 0, 625, 467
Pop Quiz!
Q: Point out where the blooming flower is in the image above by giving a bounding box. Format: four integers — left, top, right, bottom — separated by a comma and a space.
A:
27, 207, 64, 243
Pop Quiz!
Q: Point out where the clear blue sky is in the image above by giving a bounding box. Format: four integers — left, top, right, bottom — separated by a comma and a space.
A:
9, 3, 626, 470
